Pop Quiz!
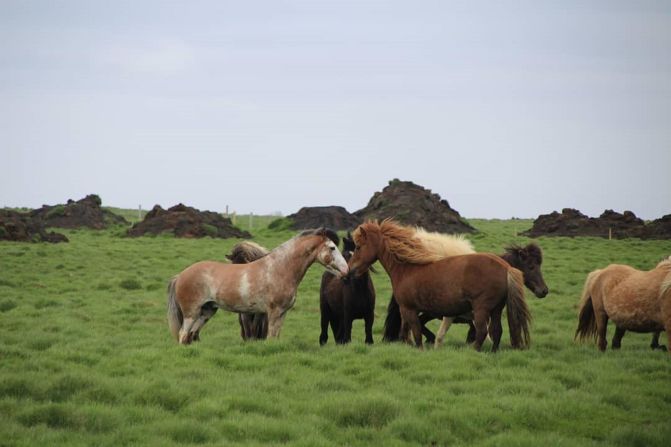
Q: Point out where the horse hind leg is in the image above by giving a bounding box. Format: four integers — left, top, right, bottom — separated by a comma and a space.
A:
595, 311, 609, 352
611, 326, 626, 350
650, 331, 667, 351
488, 306, 504, 353
434, 317, 454, 349
471, 308, 490, 352
192, 302, 219, 342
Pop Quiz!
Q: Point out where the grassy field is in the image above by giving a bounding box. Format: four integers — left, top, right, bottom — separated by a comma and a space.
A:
1, 218, 670, 446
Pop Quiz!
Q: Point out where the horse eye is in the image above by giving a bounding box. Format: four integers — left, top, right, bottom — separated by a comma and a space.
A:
330, 246, 336, 251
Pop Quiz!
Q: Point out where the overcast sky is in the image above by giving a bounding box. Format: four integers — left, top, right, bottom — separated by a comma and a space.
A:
1, 1, 669, 219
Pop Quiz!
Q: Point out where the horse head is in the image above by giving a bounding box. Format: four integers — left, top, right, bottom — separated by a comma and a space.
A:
312, 228, 349, 278
504, 243, 549, 298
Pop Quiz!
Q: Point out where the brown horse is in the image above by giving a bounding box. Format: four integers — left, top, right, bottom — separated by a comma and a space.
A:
167, 228, 348, 344
575, 256, 671, 353
383, 242, 548, 344
226, 241, 270, 341
347, 220, 531, 351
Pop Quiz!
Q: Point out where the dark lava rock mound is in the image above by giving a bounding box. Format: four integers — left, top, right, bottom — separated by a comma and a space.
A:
521, 208, 671, 239
354, 179, 476, 234
30, 194, 128, 229
0, 210, 68, 243
128, 204, 251, 239
286, 206, 362, 231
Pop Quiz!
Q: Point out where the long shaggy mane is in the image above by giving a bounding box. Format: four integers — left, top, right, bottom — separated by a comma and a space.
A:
414, 227, 475, 257
354, 219, 466, 265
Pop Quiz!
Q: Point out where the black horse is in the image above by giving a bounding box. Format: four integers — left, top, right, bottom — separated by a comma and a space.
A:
382, 243, 549, 344
320, 234, 376, 345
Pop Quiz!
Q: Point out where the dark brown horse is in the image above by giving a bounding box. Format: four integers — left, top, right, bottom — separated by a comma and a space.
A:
226, 241, 271, 340
575, 256, 671, 354
347, 220, 531, 351
319, 234, 376, 345
382, 243, 548, 344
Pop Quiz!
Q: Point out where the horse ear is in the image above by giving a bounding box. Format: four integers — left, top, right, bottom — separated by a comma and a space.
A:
357, 226, 367, 242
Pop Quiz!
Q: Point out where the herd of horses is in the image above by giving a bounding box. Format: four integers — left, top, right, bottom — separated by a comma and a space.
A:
167, 219, 671, 355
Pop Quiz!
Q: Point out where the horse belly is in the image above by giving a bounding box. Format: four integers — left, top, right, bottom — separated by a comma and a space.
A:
604, 290, 663, 332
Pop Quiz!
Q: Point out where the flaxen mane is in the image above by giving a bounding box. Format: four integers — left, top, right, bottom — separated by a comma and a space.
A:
354, 220, 450, 265
414, 227, 475, 258
658, 256, 671, 298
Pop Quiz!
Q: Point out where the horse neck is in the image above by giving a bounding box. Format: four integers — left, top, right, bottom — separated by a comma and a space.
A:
262, 236, 319, 289
500, 251, 517, 269
374, 237, 407, 286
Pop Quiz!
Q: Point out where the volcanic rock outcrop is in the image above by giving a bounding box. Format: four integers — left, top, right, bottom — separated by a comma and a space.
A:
128, 204, 251, 239
285, 206, 362, 231
29, 194, 128, 229
0, 210, 68, 243
354, 179, 476, 234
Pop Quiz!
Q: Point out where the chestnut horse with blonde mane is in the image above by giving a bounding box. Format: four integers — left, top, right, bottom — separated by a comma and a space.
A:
347, 220, 531, 351
575, 256, 671, 353
167, 228, 348, 344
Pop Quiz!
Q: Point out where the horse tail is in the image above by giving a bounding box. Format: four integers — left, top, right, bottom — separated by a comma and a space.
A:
167, 277, 182, 342
506, 268, 531, 349
575, 270, 601, 342
382, 295, 403, 342
660, 271, 671, 299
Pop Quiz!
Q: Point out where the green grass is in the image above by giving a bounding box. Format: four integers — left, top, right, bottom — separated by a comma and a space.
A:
1, 219, 670, 446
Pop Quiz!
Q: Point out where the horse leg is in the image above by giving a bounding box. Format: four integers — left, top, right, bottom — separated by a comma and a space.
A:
319, 303, 330, 345
400, 307, 423, 350
612, 326, 626, 350
488, 306, 504, 353
267, 306, 289, 338
342, 304, 353, 344
471, 308, 490, 352
434, 317, 454, 348
364, 310, 374, 345
650, 331, 666, 351
419, 313, 437, 344
465, 321, 476, 344
595, 311, 609, 352
191, 303, 218, 342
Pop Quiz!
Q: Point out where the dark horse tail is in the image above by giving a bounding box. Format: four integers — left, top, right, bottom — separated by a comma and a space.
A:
574, 270, 601, 342
382, 295, 403, 342
167, 277, 182, 342
506, 268, 531, 349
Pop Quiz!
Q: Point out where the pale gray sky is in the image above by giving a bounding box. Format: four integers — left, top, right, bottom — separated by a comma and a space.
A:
1, 1, 670, 219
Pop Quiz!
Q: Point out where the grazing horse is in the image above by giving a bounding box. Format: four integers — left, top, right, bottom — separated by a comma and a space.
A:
575, 256, 671, 354
226, 241, 270, 341
319, 233, 376, 345
383, 243, 548, 344
347, 220, 531, 351
167, 228, 348, 344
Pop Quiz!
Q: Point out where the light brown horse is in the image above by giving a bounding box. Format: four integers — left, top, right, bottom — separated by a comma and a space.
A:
167, 228, 348, 344
347, 220, 531, 351
575, 256, 671, 353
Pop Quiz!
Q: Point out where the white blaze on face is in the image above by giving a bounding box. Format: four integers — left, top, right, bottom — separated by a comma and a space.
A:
322, 240, 348, 276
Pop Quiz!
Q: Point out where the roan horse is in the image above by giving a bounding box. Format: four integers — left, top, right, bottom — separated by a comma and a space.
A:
383, 243, 548, 345
226, 241, 271, 341
575, 256, 671, 353
347, 220, 531, 351
167, 228, 348, 344
319, 233, 376, 345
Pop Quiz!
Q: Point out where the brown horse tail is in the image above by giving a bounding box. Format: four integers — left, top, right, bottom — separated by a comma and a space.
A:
575, 270, 601, 342
167, 277, 182, 341
506, 268, 531, 349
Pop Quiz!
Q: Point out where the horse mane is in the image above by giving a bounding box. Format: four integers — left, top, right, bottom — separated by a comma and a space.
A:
414, 227, 475, 257
226, 241, 269, 264
503, 243, 543, 264
298, 227, 340, 246
658, 256, 671, 298
354, 220, 449, 265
